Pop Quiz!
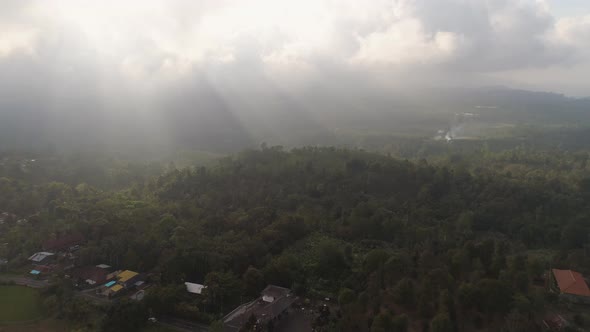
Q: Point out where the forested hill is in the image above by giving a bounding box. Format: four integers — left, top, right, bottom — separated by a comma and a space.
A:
2, 147, 590, 331
155, 147, 582, 249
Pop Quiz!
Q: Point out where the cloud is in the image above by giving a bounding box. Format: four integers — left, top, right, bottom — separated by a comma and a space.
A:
0, 0, 588, 126
551, 15, 590, 58
353, 18, 464, 65
1, 1, 588, 76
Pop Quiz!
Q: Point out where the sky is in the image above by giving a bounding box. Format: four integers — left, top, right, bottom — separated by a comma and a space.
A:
0, 0, 588, 94
550, 0, 590, 18
0, 0, 590, 151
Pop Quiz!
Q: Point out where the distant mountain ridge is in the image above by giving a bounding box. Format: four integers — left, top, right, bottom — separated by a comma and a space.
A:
0, 86, 589, 153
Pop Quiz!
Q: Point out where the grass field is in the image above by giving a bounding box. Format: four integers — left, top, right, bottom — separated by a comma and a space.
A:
0, 319, 69, 332
0, 286, 44, 324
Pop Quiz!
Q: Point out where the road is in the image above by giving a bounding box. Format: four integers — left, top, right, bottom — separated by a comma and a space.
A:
0, 275, 50, 288
159, 316, 209, 332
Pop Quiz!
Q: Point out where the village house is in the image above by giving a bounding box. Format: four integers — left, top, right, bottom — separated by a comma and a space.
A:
223, 285, 296, 332
30, 264, 53, 276
69, 264, 114, 287
185, 282, 206, 295
550, 269, 590, 304
28, 252, 55, 266
118, 270, 144, 289
28, 252, 57, 276
102, 270, 145, 297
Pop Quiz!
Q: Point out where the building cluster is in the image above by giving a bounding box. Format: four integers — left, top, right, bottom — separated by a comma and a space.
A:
25, 231, 148, 300
100, 269, 146, 298
11, 215, 590, 331
223, 285, 297, 332
27, 231, 85, 276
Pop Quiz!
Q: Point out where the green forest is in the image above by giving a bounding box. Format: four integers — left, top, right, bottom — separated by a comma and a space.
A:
2, 134, 590, 332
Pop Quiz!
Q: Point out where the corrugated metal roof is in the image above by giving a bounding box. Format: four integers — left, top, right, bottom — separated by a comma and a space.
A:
110, 284, 123, 292
105, 281, 116, 287
28, 252, 55, 262
117, 270, 138, 282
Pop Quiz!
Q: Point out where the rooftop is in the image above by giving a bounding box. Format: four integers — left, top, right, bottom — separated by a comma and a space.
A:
224, 285, 296, 331
552, 269, 590, 297
185, 282, 206, 294
71, 266, 111, 283
261, 285, 291, 299
110, 284, 123, 293
118, 270, 139, 283
28, 252, 55, 262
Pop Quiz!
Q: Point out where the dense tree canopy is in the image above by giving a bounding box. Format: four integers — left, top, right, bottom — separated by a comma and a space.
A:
2, 144, 590, 331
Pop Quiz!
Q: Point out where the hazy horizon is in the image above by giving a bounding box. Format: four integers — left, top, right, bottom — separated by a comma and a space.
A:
1, 1, 590, 153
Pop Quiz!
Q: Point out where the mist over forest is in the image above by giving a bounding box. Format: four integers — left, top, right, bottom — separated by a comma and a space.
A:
1, 84, 590, 155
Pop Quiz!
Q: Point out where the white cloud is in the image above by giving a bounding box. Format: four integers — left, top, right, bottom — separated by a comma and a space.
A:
551, 15, 590, 54
0, 23, 37, 56
353, 18, 464, 65
0, 0, 588, 94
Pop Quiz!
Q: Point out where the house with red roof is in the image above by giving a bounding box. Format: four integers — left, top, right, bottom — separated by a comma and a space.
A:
42, 232, 85, 252
551, 269, 590, 304
69, 264, 114, 287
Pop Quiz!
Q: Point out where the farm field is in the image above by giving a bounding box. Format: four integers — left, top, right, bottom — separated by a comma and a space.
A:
0, 286, 44, 324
